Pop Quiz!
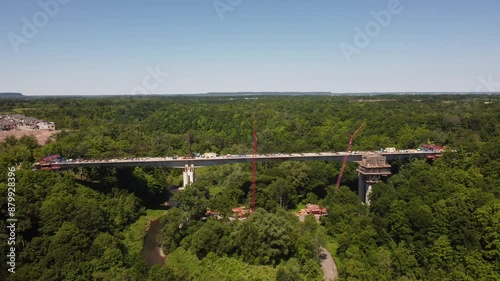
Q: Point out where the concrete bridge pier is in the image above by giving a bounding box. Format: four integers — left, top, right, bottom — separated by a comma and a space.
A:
356, 155, 391, 204
188, 164, 195, 184
182, 164, 196, 187
183, 165, 189, 187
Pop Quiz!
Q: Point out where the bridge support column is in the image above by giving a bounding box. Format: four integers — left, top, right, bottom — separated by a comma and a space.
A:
182, 164, 196, 188
183, 165, 189, 187
356, 154, 391, 204
188, 164, 195, 184
358, 174, 367, 202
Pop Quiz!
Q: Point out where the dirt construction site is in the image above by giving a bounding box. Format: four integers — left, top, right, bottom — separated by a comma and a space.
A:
0, 130, 59, 145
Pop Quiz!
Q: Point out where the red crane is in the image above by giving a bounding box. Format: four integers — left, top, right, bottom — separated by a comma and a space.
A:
335, 123, 366, 192
186, 133, 193, 158
250, 113, 258, 212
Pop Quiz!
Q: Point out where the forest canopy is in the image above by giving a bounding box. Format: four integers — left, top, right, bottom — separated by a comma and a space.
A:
0, 94, 498, 280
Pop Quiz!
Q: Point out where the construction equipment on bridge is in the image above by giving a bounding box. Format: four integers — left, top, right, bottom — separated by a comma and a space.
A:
40, 154, 64, 163
250, 113, 258, 213
421, 144, 445, 152
420, 144, 445, 160
335, 123, 366, 192
38, 154, 65, 170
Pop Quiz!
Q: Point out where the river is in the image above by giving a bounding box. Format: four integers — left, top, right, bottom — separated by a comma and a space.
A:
141, 218, 165, 266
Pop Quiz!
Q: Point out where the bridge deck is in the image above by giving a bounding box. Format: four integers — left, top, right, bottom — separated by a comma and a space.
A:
34, 151, 442, 169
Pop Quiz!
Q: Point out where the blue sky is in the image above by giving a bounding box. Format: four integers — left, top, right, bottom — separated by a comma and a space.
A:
0, 0, 499, 95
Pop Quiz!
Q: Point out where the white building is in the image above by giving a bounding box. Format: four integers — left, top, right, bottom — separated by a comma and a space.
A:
37, 121, 56, 130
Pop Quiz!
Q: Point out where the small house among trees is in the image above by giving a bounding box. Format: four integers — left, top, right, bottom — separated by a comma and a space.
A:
304, 204, 327, 216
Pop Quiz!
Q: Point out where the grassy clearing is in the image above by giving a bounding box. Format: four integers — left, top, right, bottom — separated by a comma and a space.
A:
293, 203, 306, 212
122, 209, 166, 255
325, 238, 338, 258
324, 235, 342, 274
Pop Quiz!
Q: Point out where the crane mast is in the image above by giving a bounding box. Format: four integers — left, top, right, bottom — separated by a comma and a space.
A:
335, 123, 366, 192
250, 113, 258, 212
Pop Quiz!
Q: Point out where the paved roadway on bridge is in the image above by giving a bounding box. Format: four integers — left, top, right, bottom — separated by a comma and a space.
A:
35, 151, 442, 169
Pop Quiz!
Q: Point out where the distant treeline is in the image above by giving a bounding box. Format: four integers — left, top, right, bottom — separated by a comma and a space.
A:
0, 92, 23, 98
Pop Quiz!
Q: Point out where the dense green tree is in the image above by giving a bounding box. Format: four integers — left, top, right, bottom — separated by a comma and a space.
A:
276, 258, 302, 281
181, 219, 230, 259
173, 182, 210, 219
231, 209, 297, 265
147, 264, 184, 281
267, 178, 296, 209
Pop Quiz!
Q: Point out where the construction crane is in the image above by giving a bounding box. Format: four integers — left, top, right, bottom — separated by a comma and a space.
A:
250, 113, 258, 212
186, 133, 194, 159
335, 123, 366, 192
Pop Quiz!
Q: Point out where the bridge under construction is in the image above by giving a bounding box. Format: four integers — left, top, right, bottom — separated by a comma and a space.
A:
34, 150, 441, 202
